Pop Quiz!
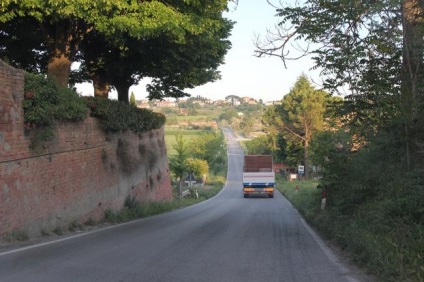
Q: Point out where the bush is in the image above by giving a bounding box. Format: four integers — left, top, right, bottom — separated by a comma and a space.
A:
84, 97, 166, 133
23, 73, 166, 149
3, 230, 28, 242
23, 73, 87, 128
23, 73, 88, 149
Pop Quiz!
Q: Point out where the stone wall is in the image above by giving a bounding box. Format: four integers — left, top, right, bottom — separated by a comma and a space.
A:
0, 60, 172, 237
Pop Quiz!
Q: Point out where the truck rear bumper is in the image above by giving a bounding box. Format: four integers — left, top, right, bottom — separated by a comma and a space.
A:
243, 188, 274, 198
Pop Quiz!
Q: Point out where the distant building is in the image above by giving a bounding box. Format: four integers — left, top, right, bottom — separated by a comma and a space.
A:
214, 99, 229, 105
155, 100, 178, 108
137, 99, 151, 109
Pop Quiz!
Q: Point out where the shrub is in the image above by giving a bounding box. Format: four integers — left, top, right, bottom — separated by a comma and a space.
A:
23, 73, 166, 149
84, 97, 166, 133
3, 230, 28, 242
23, 73, 87, 128
23, 73, 87, 149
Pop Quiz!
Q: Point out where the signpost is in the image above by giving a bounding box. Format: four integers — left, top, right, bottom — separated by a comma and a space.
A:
298, 165, 304, 175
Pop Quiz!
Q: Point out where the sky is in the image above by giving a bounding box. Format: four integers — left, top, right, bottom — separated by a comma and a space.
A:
77, 1, 319, 103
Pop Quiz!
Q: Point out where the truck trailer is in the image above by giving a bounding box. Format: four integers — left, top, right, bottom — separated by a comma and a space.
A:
242, 155, 275, 198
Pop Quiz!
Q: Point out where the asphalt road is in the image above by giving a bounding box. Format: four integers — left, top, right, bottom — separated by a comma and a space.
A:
0, 127, 356, 282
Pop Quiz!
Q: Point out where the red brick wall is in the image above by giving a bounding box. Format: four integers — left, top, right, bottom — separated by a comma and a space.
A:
0, 60, 172, 237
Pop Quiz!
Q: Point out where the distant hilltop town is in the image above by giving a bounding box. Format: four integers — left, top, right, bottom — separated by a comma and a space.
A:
136, 95, 278, 109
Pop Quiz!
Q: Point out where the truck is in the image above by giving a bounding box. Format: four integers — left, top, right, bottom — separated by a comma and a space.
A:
242, 155, 275, 198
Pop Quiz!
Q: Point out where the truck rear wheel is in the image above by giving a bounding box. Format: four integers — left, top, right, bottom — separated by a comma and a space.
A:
268, 194, 274, 198
243, 194, 249, 198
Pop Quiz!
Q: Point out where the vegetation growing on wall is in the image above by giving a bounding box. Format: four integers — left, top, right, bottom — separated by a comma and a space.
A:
23, 73, 166, 149
23, 72, 87, 129
84, 96, 165, 133
23, 72, 88, 147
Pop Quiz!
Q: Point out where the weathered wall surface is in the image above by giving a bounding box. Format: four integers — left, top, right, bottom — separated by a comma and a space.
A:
0, 60, 172, 237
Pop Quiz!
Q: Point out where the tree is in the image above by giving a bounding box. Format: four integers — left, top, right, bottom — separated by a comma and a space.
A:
0, 17, 47, 73
218, 109, 239, 123
270, 75, 329, 178
73, 2, 232, 103
255, 0, 424, 170
185, 158, 209, 180
130, 92, 136, 106
190, 132, 226, 174
0, 0, 231, 92
225, 95, 241, 105
401, 0, 424, 168
169, 133, 190, 182
244, 135, 273, 155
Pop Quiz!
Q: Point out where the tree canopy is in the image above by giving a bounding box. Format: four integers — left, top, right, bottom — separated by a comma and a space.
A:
0, 0, 233, 103
255, 0, 424, 169
264, 75, 329, 176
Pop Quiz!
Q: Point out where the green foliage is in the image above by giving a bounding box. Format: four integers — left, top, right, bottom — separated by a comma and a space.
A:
189, 131, 226, 174
280, 75, 328, 136
309, 129, 352, 169
130, 92, 136, 106
278, 174, 424, 281
276, 179, 321, 219
169, 133, 190, 180
84, 97, 165, 133
239, 114, 255, 136
257, 0, 402, 104
243, 135, 271, 155
196, 183, 223, 200
218, 108, 238, 123
1, 0, 232, 97
23, 72, 87, 128
164, 129, 207, 156
2, 230, 28, 242
311, 121, 424, 281
68, 220, 83, 232
52, 226, 63, 236
263, 75, 329, 169
104, 194, 225, 224
257, 1, 424, 280
23, 72, 87, 149
23, 73, 165, 150
185, 158, 209, 178
165, 127, 227, 182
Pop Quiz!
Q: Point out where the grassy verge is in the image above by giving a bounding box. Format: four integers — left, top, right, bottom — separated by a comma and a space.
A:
275, 177, 321, 219
276, 177, 424, 281
104, 182, 223, 224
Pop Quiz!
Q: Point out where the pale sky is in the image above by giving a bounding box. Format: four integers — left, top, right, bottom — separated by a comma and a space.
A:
77, 1, 319, 103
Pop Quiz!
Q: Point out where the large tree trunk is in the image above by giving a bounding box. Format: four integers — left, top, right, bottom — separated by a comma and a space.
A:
401, 0, 424, 169
304, 139, 309, 180
92, 74, 110, 98
47, 53, 72, 87
114, 82, 131, 104
44, 20, 78, 88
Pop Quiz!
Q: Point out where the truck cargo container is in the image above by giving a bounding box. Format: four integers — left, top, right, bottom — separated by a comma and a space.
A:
242, 155, 275, 198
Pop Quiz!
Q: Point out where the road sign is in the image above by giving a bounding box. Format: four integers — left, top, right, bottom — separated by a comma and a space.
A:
298, 165, 304, 174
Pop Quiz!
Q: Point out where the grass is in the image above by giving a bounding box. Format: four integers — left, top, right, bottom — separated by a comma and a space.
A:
164, 128, 210, 156
104, 183, 223, 224
276, 177, 321, 219
276, 176, 424, 282
3, 230, 29, 242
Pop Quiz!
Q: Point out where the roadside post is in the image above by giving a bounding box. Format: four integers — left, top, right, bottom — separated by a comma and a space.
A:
298, 165, 304, 180
321, 190, 327, 210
